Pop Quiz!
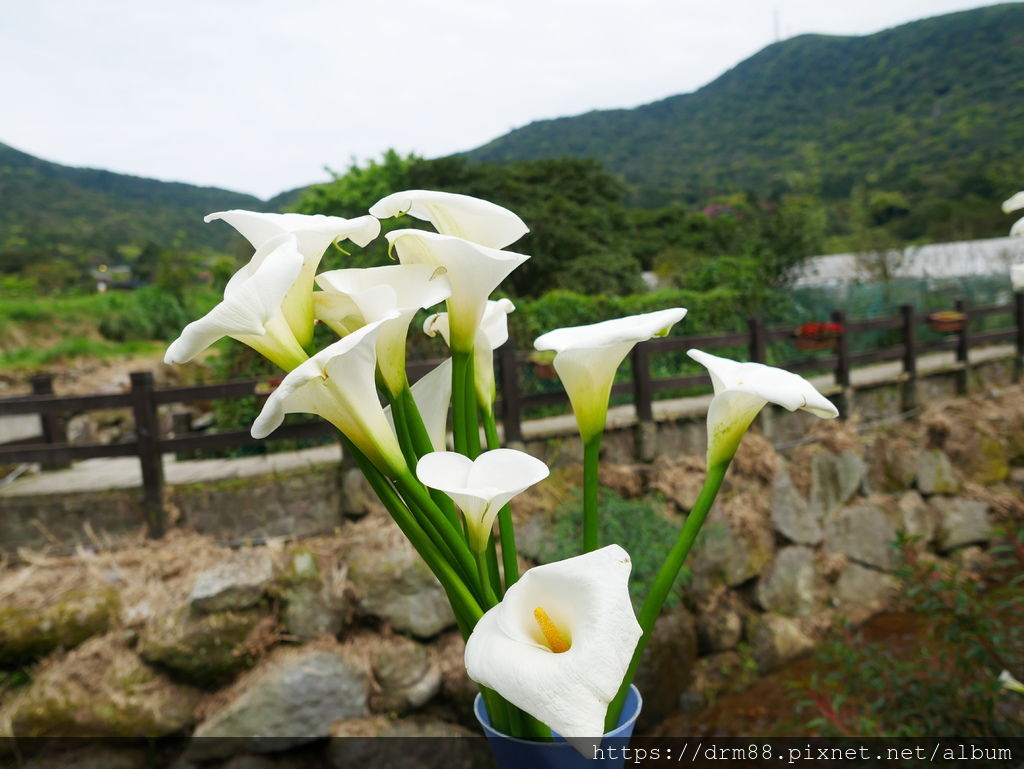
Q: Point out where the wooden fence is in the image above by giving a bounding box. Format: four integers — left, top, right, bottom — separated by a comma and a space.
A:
3, 296, 1024, 537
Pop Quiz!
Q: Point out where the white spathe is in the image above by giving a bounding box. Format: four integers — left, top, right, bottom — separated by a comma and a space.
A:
1004, 191, 1024, 237
416, 449, 548, 552
424, 298, 515, 409
534, 308, 687, 442
251, 316, 405, 474
207, 210, 381, 346
387, 229, 529, 353
999, 669, 1024, 694
164, 234, 306, 371
687, 349, 839, 466
384, 358, 453, 453
315, 264, 451, 395
369, 189, 528, 249
464, 545, 642, 754
1011, 264, 1024, 292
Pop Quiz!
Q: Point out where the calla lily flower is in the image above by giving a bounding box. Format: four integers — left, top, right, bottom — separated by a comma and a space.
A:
534, 309, 687, 442
207, 210, 381, 346
251, 316, 405, 474
1011, 264, 1024, 292
687, 349, 839, 467
416, 449, 549, 552
999, 669, 1024, 695
369, 189, 528, 249
464, 545, 642, 753
384, 358, 453, 453
424, 298, 515, 410
314, 264, 451, 396
386, 229, 529, 353
165, 234, 307, 371
1004, 191, 1024, 237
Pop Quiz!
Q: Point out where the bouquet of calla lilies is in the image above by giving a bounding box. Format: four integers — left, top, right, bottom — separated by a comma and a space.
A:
164, 190, 839, 752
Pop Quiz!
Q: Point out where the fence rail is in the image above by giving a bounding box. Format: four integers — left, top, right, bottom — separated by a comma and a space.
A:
4, 295, 1024, 537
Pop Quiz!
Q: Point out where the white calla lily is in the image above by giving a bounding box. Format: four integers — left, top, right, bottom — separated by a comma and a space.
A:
464, 545, 642, 753
207, 209, 381, 346
999, 669, 1024, 694
251, 316, 404, 474
1011, 264, 1024, 292
165, 234, 306, 371
314, 264, 451, 396
687, 349, 839, 467
416, 449, 548, 552
1004, 191, 1024, 237
534, 308, 687, 442
386, 229, 529, 353
424, 298, 515, 410
369, 189, 528, 249
384, 358, 453, 453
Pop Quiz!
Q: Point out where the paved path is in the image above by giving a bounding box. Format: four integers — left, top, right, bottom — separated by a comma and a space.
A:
2, 345, 1014, 497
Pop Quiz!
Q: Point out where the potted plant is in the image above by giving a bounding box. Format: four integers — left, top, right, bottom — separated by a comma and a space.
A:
163, 190, 840, 763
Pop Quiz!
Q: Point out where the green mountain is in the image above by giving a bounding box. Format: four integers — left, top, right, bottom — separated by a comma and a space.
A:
464, 4, 1024, 220
0, 141, 263, 277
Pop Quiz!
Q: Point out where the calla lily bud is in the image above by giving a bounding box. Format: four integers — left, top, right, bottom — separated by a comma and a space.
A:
416, 449, 549, 552
206, 210, 381, 346
687, 349, 839, 467
424, 298, 515, 410
165, 234, 307, 371
464, 545, 642, 754
314, 264, 451, 396
252, 315, 405, 474
387, 229, 529, 353
534, 308, 687, 442
369, 189, 528, 249
999, 669, 1024, 694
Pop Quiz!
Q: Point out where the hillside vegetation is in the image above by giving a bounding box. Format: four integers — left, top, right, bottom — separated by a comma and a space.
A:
465, 4, 1024, 243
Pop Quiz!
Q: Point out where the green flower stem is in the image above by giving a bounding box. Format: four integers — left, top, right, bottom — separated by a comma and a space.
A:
396, 384, 459, 527
482, 407, 520, 587
582, 433, 602, 552
393, 470, 482, 600
387, 390, 420, 471
475, 549, 499, 608
604, 460, 731, 731
344, 438, 483, 632
464, 354, 481, 458
484, 536, 504, 597
452, 350, 472, 456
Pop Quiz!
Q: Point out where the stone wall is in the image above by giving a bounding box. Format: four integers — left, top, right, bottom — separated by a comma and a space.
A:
1, 380, 1021, 763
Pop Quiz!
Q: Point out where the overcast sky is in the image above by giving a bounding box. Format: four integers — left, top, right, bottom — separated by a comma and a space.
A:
0, 0, 1003, 200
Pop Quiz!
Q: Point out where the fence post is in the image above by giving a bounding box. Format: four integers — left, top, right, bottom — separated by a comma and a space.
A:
955, 298, 970, 395
631, 342, 656, 461
1016, 292, 1024, 380
498, 342, 523, 446
30, 373, 70, 470
748, 317, 766, 363
900, 304, 918, 411
130, 371, 166, 538
831, 309, 852, 418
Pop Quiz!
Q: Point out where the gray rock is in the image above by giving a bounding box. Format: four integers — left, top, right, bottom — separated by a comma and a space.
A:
348, 540, 455, 638
833, 563, 898, 618
632, 609, 698, 729
0, 588, 119, 667
679, 651, 750, 712
771, 465, 822, 544
280, 547, 344, 639
18, 746, 152, 769
138, 605, 264, 687
342, 467, 386, 518
897, 491, 937, 547
694, 588, 745, 653
689, 494, 775, 593
189, 644, 368, 760
745, 613, 816, 673
824, 499, 901, 570
915, 450, 960, 495
810, 451, 866, 516
189, 551, 274, 613
434, 632, 476, 721
370, 635, 442, 713
933, 497, 992, 550
756, 546, 825, 617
